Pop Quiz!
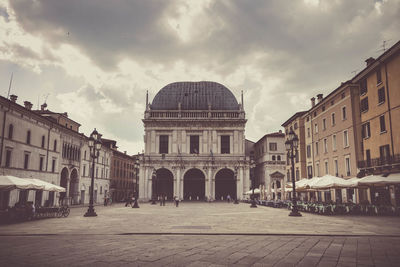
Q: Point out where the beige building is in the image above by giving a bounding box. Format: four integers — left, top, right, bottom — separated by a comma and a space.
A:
305, 83, 362, 202
254, 131, 286, 200
282, 111, 307, 181
0, 95, 111, 208
308, 83, 362, 180
140, 81, 249, 201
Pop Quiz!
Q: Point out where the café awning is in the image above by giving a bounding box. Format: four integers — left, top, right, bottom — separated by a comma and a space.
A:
0, 176, 65, 192
0, 175, 44, 190
358, 173, 400, 186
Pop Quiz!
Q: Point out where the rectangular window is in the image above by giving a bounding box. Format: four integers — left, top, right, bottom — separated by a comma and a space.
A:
345, 157, 351, 176
307, 166, 313, 178
379, 144, 390, 161
314, 123, 318, 133
52, 159, 56, 172
376, 67, 382, 84
360, 97, 369, 113
54, 140, 57, 151
332, 135, 337, 151
306, 145, 311, 158
316, 162, 320, 177
26, 131, 31, 144
331, 113, 335, 126
269, 142, 277, 151
24, 154, 29, 169
322, 118, 326, 130
366, 150, 371, 167
83, 165, 86, 177
39, 156, 44, 171
334, 159, 338, 176
5, 149, 12, 167
41, 136, 45, 148
342, 106, 347, 120
221, 135, 230, 154
315, 141, 319, 155
343, 130, 349, 147
190, 135, 199, 154
378, 87, 385, 104
380, 115, 386, 132
159, 135, 169, 154
307, 128, 310, 138
361, 122, 371, 139
324, 138, 328, 153
295, 169, 299, 180
325, 161, 329, 175
360, 79, 367, 95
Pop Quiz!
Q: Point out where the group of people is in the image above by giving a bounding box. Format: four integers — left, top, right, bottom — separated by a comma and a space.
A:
125, 195, 136, 207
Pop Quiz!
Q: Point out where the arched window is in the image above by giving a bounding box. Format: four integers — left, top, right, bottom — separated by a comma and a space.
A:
41, 135, 45, 148
272, 155, 276, 161
277, 155, 281, 161
8, 124, 13, 139
26, 130, 31, 144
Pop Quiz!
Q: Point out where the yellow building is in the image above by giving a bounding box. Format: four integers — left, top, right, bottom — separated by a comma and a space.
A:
353, 40, 400, 206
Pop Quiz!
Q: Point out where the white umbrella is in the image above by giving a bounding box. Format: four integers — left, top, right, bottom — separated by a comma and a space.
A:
0, 175, 44, 190
295, 179, 309, 190
312, 175, 353, 189
358, 174, 400, 185
245, 188, 260, 195
30, 179, 66, 192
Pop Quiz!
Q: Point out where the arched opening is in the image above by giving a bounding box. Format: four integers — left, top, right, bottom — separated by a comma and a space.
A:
184, 168, 205, 200
69, 168, 79, 205
153, 168, 174, 200
60, 168, 69, 204
215, 168, 236, 201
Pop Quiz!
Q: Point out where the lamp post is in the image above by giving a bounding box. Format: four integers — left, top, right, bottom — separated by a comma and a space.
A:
132, 155, 140, 208
151, 169, 157, 205
285, 129, 302, 217
84, 128, 102, 217
250, 158, 257, 208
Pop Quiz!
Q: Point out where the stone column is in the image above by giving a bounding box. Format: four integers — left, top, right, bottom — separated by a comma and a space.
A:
175, 168, 180, 198
274, 181, 277, 200
205, 168, 211, 199
180, 169, 184, 199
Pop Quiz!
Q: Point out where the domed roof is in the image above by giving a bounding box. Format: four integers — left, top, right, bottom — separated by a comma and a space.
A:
151, 81, 239, 110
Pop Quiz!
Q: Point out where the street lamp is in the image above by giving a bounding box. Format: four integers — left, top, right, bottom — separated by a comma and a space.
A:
285, 129, 302, 217
84, 128, 102, 217
132, 155, 140, 208
250, 158, 257, 208
151, 169, 157, 205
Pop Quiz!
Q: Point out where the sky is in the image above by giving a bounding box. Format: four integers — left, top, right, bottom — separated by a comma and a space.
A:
0, 0, 399, 155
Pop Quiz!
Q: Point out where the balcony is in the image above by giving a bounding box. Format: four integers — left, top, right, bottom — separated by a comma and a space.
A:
144, 110, 245, 120
266, 161, 286, 165
358, 154, 400, 170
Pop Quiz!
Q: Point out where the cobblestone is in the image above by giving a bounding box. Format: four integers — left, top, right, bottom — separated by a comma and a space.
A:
0, 202, 400, 266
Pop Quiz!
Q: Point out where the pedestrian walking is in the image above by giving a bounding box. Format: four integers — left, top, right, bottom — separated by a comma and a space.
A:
174, 196, 180, 207
227, 194, 231, 203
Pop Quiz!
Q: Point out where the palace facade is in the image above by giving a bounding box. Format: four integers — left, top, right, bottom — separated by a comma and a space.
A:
139, 81, 250, 201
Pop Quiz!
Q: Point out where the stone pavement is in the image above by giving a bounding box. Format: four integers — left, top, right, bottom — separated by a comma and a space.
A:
1, 202, 400, 266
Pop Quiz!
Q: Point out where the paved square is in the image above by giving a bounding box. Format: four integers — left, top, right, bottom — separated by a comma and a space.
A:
1, 202, 400, 266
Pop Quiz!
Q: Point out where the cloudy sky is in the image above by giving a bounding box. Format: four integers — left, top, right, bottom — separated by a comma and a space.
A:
0, 0, 399, 154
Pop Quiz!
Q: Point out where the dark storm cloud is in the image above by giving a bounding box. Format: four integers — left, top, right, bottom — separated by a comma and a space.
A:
10, 0, 177, 70
5, 0, 400, 146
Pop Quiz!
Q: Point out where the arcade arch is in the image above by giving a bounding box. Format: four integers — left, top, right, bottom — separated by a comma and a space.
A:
153, 168, 174, 200
183, 168, 205, 200
215, 168, 236, 200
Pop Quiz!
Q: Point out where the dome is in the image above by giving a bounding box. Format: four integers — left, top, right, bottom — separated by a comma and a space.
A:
151, 81, 239, 110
